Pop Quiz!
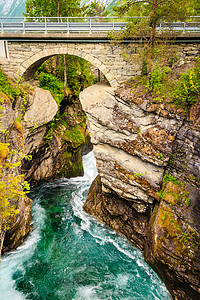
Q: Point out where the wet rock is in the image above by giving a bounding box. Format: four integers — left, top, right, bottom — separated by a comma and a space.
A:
83, 176, 151, 250
22, 94, 92, 184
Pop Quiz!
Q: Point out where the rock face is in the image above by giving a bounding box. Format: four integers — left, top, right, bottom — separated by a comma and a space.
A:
22, 90, 92, 185
23, 87, 58, 126
0, 79, 91, 254
80, 82, 200, 300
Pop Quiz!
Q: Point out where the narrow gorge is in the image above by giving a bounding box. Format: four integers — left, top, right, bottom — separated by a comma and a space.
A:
0, 55, 200, 299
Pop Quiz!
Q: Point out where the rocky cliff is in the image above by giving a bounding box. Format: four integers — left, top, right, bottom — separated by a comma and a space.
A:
0, 77, 91, 254
21, 85, 92, 185
80, 82, 200, 300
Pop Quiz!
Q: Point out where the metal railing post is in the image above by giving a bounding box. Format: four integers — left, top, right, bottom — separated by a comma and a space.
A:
113, 17, 115, 30
45, 17, 47, 33
67, 17, 69, 34
89, 18, 92, 34
183, 21, 185, 33
23, 17, 25, 33
159, 20, 161, 34
1, 18, 3, 33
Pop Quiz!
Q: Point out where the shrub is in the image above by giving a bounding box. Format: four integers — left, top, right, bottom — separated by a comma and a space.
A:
173, 67, 200, 107
0, 69, 20, 99
147, 66, 171, 92
0, 143, 30, 232
38, 72, 64, 105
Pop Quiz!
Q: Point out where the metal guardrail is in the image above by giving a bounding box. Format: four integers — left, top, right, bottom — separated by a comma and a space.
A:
0, 16, 200, 34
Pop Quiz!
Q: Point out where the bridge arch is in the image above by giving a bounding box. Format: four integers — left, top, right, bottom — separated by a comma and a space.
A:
19, 45, 118, 87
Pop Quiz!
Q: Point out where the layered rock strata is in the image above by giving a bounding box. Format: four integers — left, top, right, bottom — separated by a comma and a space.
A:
80, 82, 200, 300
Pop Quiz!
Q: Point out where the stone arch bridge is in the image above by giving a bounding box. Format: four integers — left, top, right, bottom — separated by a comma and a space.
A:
0, 33, 200, 86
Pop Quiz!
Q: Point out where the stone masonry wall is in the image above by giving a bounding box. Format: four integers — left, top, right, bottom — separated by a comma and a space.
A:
0, 40, 200, 86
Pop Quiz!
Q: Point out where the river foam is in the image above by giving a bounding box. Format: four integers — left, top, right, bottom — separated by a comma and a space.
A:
0, 152, 170, 300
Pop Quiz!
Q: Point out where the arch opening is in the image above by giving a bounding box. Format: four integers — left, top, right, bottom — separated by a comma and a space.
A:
20, 47, 118, 87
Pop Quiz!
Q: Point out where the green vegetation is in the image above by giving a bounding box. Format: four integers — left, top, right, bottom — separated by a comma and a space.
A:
0, 69, 30, 238
35, 55, 96, 105
128, 57, 200, 112
113, 0, 194, 45
134, 172, 143, 178
158, 153, 163, 160
0, 69, 21, 99
158, 173, 191, 207
25, 0, 83, 18
158, 204, 200, 254
163, 173, 184, 188
173, 65, 200, 108
37, 72, 64, 105
147, 66, 171, 93
0, 147, 30, 231
63, 125, 85, 148
36, 54, 95, 167
110, 0, 199, 113
60, 149, 84, 178
110, 0, 197, 103
85, 0, 109, 19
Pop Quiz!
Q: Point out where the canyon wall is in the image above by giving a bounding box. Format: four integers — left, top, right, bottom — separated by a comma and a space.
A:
21, 86, 91, 185
80, 82, 200, 300
0, 82, 91, 254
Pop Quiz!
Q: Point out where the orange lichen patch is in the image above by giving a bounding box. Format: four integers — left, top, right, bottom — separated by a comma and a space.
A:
146, 103, 163, 113
146, 128, 170, 140
139, 142, 160, 158
0, 91, 10, 104
0, 143, 9, 159
142, 127, 175, 155
168, 135, 175, 141
175, 238, 190, 256
155, 129, 168, 137
14, 120, 23, 135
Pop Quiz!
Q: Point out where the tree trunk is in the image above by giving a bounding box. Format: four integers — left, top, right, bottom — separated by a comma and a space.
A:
57, 1, 60, 20
150, 0, 158, 46
98, 69, 101, 81
63, 54, 67, 91
0, 227, 5, 256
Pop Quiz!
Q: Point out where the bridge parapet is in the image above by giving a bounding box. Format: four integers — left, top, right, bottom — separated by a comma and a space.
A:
0, 34, 199, 86
0, 16, 200, 34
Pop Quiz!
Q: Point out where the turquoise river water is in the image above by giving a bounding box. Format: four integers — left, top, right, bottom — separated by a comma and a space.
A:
0, 152, 170, 300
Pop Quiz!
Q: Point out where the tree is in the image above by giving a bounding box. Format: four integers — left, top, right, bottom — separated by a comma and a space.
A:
25, 0, 85, 94
111, 0, 194, 90
25, 0, 83, 18
113, 0, 191, 46
85, 0, 109, 21
193, 0, 200, 15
